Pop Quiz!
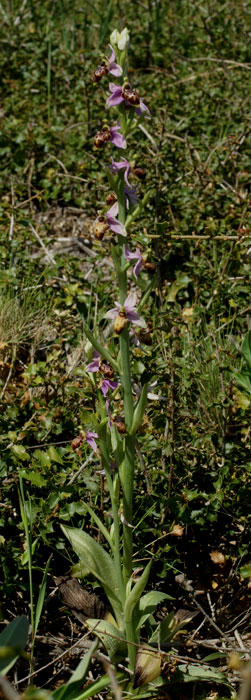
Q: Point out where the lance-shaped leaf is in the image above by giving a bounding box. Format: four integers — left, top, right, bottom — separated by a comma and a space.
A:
52, 639, 99, 700
61, 526, 123, 627
80, 503, 112, 548
83, 323, 119, 373
34, 556, 51, 639
85, 619, 127, 662
129, 384, 147, 436
174, 663, 232, 689
232, 369, 251, 394
59, 672, 126, 700
242, 331, 251, 367
124, 560, 152, 624
136, 590, 174, 632
0, 616, 29, 675
149, 608, 198, 645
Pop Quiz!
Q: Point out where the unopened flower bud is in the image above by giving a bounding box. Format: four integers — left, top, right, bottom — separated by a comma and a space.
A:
113, 415, 126, 434
93, 216, 109, 241
93, 62, 108, 83
133, 646, 162, 688
105, 191, 117, 206
71, 436, 83, 450
113, 313, 128, 335
110, 28, 130, 51
133, 167, 146, 180
122, 84, 140, 107
100, 360, 114, 378
143, 261, 156, 274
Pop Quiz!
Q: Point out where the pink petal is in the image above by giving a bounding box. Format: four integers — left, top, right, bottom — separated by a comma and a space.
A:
86, 359, 100, 372
109, 82, 121, 92
134, 257, 143, 278
109, 63, 123, 77
86, 430, 98, 452
126, 309, 144, 324
110, 129, 127, 149
107, 201, 119, 217
104, 305, 120, 319
106, 92, 124, 107
136, 99, 151, 118
124, 290, 137, 310
101, 379, 118, 396
106, 215, 127, 236
108, 45, 116, 64
110, 158, 131, 186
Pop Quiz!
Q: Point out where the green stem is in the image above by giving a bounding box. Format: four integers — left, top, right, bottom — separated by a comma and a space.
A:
115, 189, 136, 587
125, 619, 137, 670
119, 328, 134, 426
99, 434, 125, 608
121, 433, 135, 582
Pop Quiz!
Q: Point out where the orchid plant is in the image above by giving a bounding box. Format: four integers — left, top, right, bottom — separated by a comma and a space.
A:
61, 27, 165, 681
60, 29, 230, 698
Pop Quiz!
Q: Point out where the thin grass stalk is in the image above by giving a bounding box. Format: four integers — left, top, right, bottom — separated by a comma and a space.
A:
18, 477, 35, 675
47, 35, 51, 123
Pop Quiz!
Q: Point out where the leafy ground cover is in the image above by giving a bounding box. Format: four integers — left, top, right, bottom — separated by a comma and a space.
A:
0, 1, 250, 698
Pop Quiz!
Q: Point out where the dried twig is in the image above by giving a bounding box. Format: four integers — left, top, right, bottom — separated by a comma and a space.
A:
15, 629, 98, 686
30, 224, 57, 266
184, 56, 251, 70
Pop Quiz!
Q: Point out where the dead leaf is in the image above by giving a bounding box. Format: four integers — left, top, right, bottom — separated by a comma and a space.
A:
210, 550, 225, 565
182, 306, 194, 323
170, 524, 184, 537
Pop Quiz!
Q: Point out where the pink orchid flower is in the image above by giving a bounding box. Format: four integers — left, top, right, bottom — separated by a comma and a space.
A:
101, 379, 118, 396
110, 157, 131, 186
104, 291, 146, 327
94, 122, 126, 150
106, 83, 150, 118
123, 246, 143, 278
106, 202, 127, 237
86, 350, 100, 373
107, 45, 123, 77
110, 123, 126, 149
86, 351, 119, 396
86, 430, 98, 453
